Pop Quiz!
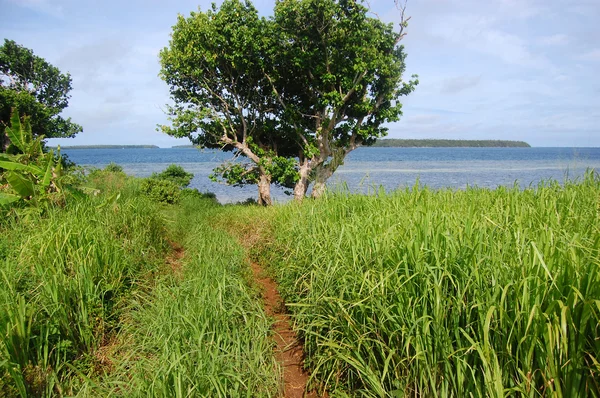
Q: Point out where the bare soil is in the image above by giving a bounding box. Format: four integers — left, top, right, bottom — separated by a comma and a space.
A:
165, 239, 185, 276
250, 261, 319, 398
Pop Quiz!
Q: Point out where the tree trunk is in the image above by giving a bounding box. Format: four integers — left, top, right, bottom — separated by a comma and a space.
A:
257, 172, 272, 206
311, 164, 334, 199
0, 130, 8, 153
293, 161, 311, 202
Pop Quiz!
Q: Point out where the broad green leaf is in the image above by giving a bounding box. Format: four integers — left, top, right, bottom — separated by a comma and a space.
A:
0, 161, 43, 174
41, 150, 54, 188
0, 192, 21, 206
5, 112, 25, 152
5, 171, 35, 198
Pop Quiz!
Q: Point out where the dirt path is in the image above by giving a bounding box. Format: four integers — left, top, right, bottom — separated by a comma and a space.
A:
249, 261, 318, 398
165, 239, 185, 276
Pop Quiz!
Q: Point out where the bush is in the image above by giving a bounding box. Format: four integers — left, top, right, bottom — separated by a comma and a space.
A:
140, 178, 180, 204
151, 164, 193, 188
104, 162, 123, 173
180, 188, 217, 202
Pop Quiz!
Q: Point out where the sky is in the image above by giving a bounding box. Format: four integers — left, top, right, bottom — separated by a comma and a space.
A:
1, 0, 599, 147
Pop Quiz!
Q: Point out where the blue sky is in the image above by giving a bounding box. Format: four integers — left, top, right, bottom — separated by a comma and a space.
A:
1, 0, 599, 147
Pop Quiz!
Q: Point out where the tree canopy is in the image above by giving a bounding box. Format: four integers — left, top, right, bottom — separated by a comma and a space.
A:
159, 0, 417, 203
0, 39, 82, 152
159, 0, 298, 204
272, 0, 418, 199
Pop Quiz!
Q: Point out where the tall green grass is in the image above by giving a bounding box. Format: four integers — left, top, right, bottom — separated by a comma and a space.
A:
263, 173, 600, 397
1, 169, 280, 397
92, 196, 279, 397
0, 173, 168, 396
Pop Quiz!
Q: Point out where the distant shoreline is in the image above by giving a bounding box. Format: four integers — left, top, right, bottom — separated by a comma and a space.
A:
371, 139, 530, 148
51, 145, 160, 149
173, 139, 531, 149
53, 140, 531, 150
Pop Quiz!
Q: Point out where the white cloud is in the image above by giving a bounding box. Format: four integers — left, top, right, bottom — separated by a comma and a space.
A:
428, 14, 553, 70
580, 49, 600, 61
539, 34, 569, 46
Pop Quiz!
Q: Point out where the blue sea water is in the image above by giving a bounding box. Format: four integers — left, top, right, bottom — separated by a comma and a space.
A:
62, 147, 600, 204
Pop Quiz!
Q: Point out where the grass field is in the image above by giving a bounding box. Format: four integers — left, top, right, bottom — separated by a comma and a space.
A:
261, 173, 600, 397
0, 170, 278, 397
1, 167, 599, 397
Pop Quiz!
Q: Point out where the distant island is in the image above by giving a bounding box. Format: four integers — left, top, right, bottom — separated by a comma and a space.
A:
174, 140, 531, 149
372, 139, 531, 148
51, 145, 160, 149
51, 141, 530, 150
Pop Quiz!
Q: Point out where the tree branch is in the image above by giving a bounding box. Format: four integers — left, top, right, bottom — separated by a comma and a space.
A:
394, 0, 410, 45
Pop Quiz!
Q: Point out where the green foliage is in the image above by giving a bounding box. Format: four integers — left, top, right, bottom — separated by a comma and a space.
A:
151, 163, 193, 188
103, 162, 123, 173
0, 166, 276, 396
0, 112, 73, 212
272, 0, 418, 196
140, 178, 181, 204
263, 173, 600, 396
159, 0, 417, 201
0, 40, 82, 151
180, 187, 217, 202
210, 162, 260, 187
159, 0, 299, 204
96, 196, 279, 396
0, 186, 167, 396
142, 165, 196, 204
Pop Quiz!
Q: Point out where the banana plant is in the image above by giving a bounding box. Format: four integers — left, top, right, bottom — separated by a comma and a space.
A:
0, 112, 63, 207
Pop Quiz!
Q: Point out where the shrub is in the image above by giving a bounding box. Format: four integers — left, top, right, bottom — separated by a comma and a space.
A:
104, 162, 123, 173
180, 187, 217, 202
151, 164, 193, 188
140, 178, 180, 204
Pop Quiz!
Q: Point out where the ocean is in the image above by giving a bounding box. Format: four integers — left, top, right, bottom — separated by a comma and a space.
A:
62, 147, 600, 204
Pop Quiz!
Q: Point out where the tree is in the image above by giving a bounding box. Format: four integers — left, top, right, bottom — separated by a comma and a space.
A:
271, 0, 418, 200
0, 39, 82, 152
159, 0, 298, 205
159, 0, 417, 204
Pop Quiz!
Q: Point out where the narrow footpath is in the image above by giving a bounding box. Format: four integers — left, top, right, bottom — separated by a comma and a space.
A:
249, 260, 318, 398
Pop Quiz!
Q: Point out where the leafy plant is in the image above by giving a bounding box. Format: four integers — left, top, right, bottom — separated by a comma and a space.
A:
140, 178, 181, 204
0, 112, 68, 210
103, 162, 123, 173
151, 164, 193, 188
180, 187, 217, 202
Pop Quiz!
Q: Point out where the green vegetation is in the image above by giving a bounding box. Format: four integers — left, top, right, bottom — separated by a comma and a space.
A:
151, 164, 194, 188
2, 142, 600, 396
159, 0, 417, 204
0, 40, 81, 152
54, 145, 159, 149
140, 178, 182, 204
103, 162, 123, 173
96, 196, 278, 396
0, 165, 278, 396
140, 164, 206, 204
0, 172, 168, 396
0, 113, 76, 210
373, 139, 531, 147
260, 172, 600, 396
